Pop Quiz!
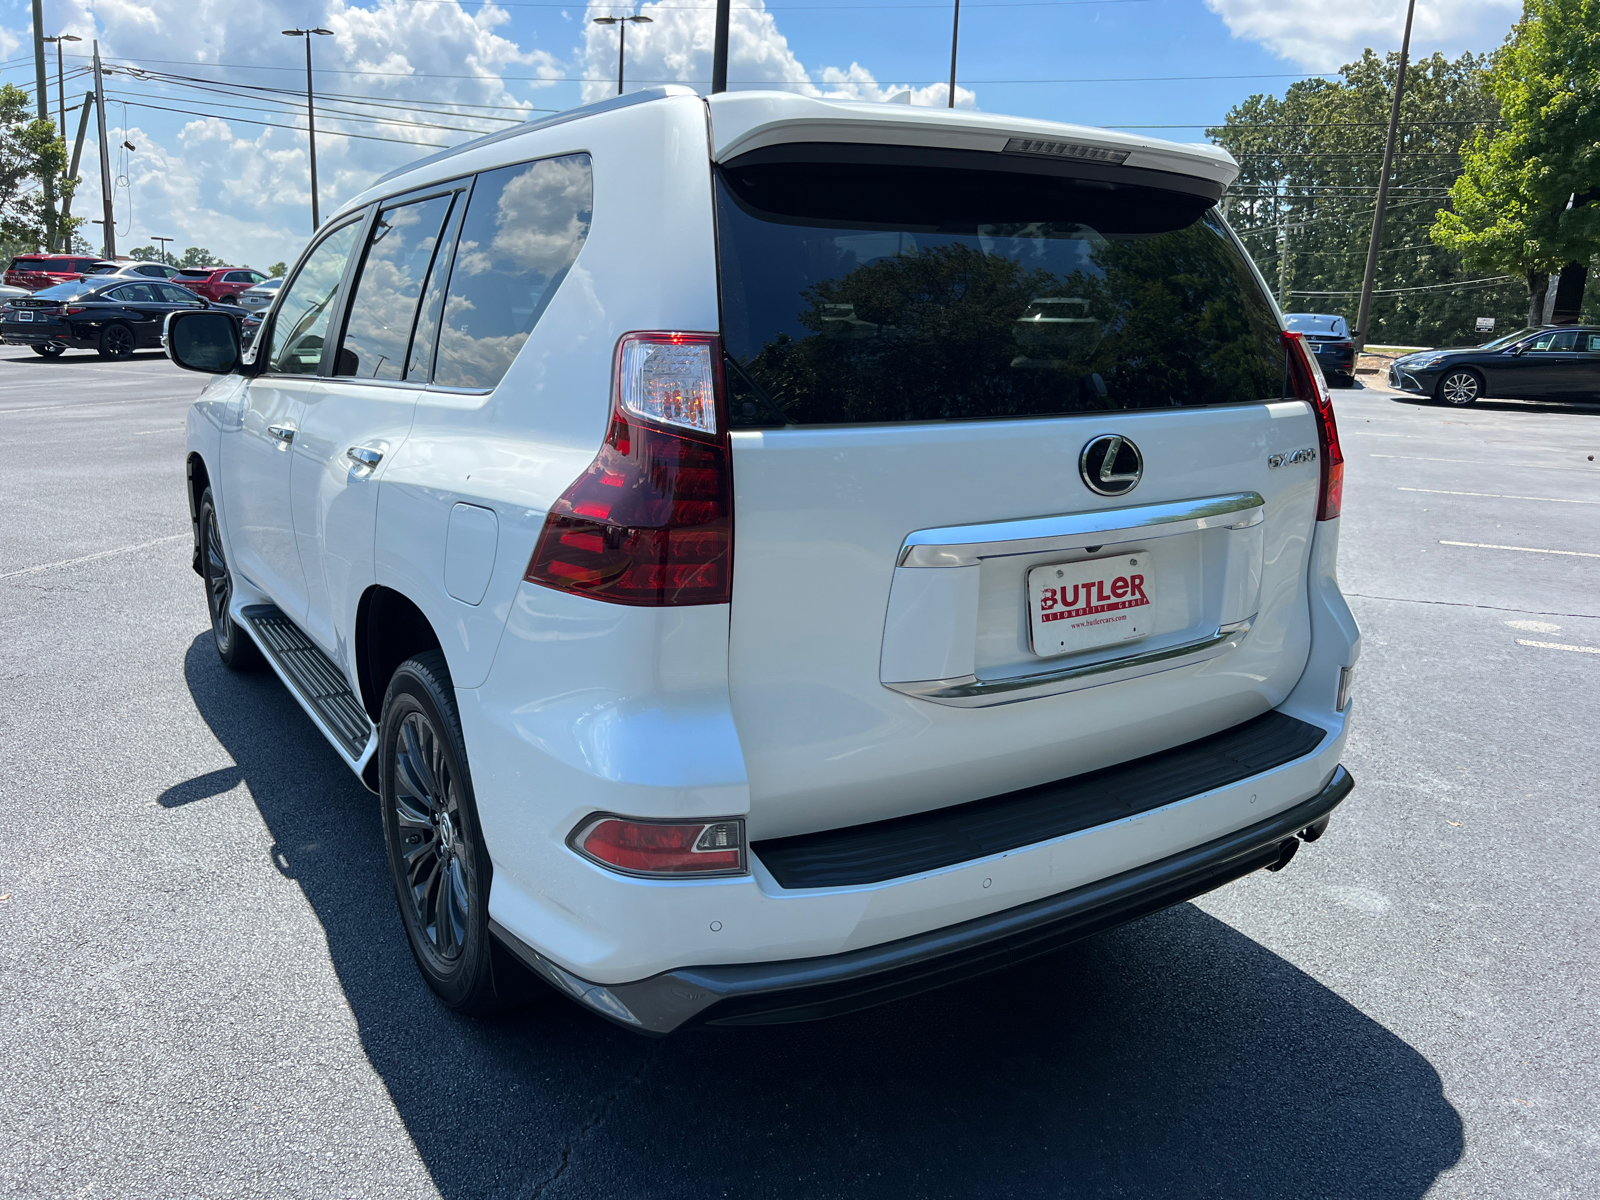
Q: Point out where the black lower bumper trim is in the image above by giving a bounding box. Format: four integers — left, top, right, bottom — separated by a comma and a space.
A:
494, 765, 1353, 1034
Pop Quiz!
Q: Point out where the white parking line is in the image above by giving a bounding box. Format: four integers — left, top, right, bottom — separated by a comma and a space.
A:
1517, 639, 1600, 655
1400, 487, 1600, 505
0, 534, 187, 580
1372, 454, 1600, 473
1440, 540, 1600, 559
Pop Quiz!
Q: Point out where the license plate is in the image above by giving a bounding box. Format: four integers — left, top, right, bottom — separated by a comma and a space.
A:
15, 311, 32, 321
1027, 553, 1152, 657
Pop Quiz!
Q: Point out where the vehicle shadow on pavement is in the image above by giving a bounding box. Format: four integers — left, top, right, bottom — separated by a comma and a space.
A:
184, 633, 1464, 1200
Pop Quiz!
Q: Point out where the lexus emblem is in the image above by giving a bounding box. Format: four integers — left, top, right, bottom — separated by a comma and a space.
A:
1079, 434, 1143, 497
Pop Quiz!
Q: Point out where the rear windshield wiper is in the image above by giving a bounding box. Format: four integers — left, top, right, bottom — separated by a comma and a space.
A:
724, 354, 791, 428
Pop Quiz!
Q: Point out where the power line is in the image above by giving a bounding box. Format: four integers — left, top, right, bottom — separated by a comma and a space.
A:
75, 54, 1336, 86
1291, 275, 1516, 296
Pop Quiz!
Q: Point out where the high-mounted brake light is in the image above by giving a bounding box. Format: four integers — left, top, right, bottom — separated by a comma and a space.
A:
1284, 330, 1344, 520
569, 815, 746, 877
525, 332, 732, 606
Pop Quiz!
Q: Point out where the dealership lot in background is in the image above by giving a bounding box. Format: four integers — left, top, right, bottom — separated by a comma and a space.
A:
0, 353, 1596, 1197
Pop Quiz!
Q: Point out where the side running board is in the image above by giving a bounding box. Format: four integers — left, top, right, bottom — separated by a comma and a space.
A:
240, 605, 376, 761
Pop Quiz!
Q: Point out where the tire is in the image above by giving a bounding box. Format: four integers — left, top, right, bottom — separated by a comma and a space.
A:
198, 487, 263, 671
97, 322, 135, 359
217, 295, 237, 305
1435, 369, 1482, 406
31, 341, 65, 358
380, 651, 531, 1014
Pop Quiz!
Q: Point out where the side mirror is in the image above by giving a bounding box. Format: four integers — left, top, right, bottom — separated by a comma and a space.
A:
166, 309, 241, 374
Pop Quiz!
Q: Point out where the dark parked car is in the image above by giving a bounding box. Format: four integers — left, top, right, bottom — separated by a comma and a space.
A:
1284, 313, 1355, 385
0, 278, 245, 359
3, 253, 104, 292
171, 266, 268, 304
1388, 326, 1600, 405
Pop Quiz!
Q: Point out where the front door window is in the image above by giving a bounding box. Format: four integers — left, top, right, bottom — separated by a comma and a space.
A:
267, 223, 360, 375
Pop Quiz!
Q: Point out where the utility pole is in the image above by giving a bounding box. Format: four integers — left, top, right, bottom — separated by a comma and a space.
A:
1353, 0, 1416, 352
282, 29, 333, 231
31, 0, 57, 250
711, 0, 730, 93
1277, 215, 1304, 307
947, 0, 960, 108
58, 90, 94, 249
93, 41, 115, 259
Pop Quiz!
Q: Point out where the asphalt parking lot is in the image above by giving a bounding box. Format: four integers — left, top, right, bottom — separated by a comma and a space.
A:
2, 349, 1597, 1199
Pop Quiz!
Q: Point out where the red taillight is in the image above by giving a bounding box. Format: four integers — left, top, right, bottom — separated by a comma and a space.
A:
64, 306, 84, 315
1283, 330, 1344, 520
526, 332, 732, 606
570, 815, 746, 876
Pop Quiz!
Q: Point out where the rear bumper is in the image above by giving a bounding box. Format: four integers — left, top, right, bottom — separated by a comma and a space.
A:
493, 765, 1351, 1033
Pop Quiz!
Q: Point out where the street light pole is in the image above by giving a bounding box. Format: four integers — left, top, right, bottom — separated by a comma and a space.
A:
151, 235, 173, 265
1353, 0, 1416, 353
282, 28, 333, 231
43, 35, 78, 141
947, 0, 960, 108
592, 15, 652, 96
43, 33, 81, 251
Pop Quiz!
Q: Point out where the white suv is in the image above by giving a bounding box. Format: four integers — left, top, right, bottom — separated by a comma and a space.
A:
172, 88, 1358, 1032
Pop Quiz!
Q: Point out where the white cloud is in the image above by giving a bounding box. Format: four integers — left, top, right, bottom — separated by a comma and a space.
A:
579, 0, 975, 108
12, 0, 967, 267
1204, 0, 1521, 71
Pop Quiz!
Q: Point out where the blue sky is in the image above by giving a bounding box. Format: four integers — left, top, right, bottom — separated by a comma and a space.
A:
1, 0, 1522, 267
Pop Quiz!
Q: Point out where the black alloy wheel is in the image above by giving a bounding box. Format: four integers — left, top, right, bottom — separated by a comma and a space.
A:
380, 652, 529, 1014
198, 487, 262, 671
1436, 369, 1482, 406
97, 322, 135, 359
31, 341, 65, 358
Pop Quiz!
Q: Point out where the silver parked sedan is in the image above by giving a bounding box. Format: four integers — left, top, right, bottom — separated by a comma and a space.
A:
235, 276, 282, 312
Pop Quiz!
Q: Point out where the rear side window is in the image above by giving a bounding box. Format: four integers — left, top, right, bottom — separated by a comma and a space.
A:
336, 192, 457, 381
110, 283, 157, 302
716, 155, 1286, 425
431, 153, 593, 390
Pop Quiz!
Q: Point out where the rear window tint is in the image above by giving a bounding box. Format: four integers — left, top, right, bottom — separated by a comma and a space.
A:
431, 153, 593, 390
716, 158, 1286, 425
335, 191, 457, 381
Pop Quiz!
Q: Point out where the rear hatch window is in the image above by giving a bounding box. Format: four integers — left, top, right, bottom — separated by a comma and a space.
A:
716, 150, 1285, 426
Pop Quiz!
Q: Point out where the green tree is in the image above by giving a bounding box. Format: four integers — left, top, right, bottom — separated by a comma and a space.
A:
129, 243, 179, 266
1431, 0, 1600, 323
268, 261, 287, 277
1211, 51, 1519, 346
181, 246, 224, 268
0, 83, 73, 253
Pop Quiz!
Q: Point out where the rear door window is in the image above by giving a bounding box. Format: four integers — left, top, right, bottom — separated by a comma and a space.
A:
430, 153, 593, 390
335, 191, 457, 381
716, 153, 1286, 425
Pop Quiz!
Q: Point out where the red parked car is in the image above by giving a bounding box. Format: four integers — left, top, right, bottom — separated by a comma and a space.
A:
170, 266, 269, 305
4, 254, 105, 292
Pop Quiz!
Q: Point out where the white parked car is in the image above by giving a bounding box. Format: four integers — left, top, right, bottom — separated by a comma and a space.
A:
172, 88, 1358, 1031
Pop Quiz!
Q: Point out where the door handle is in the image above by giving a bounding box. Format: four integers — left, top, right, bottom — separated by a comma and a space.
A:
346, 446, 383, 470
267, 424, 295, 446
